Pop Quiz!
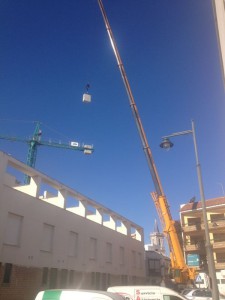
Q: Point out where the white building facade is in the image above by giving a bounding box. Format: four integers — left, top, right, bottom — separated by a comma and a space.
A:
212, 0, 225, 86
0, 151, 145, 300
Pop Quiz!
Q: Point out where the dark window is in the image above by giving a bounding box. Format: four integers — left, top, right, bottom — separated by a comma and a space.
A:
121, 274, 128, 285
49, 268, 57, 289
95, 272, 100, 289
60, 269, 68, 288
216, 252, 225, 263
3, 263, 13, 284
101, 273, 107, 290
69, 270, 75, 285
148, 259, 160, 275
107, 273, 111, 287
214, 233, 225, 242
210, 213, 225, 222
42, 267, 48, 286
187, 217, 201, 226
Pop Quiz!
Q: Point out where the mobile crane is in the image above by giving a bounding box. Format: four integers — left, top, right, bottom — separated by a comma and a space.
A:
97, 0, 196, 285
0, 121, 94, 184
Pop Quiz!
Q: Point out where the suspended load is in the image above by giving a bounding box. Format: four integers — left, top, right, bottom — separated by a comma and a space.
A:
82, 83, 91, 103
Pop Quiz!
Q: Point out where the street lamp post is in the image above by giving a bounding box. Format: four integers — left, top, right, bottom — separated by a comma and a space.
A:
160, 120, 219, 300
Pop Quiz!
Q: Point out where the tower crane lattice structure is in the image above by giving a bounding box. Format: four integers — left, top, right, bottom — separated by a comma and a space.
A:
0, 121, 94, 184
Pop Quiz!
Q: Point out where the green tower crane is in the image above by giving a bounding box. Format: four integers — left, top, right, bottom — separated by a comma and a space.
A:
0, 121, 94, 184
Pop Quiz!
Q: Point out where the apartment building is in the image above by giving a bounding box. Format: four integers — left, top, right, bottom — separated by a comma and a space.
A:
180, 197, 225, 270
180, 197, 225, 293
0, 151, 145, 300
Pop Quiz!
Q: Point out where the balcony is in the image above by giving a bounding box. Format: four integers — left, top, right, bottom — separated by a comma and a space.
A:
182, 223, 204, 233
209, 219, 225, 229
212, 240, 225, 249
184, 241, 205, 252
185, 244, 198, 251
215, 262, 225, 269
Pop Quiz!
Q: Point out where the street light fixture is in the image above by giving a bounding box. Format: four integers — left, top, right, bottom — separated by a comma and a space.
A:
160, 120, 219, 300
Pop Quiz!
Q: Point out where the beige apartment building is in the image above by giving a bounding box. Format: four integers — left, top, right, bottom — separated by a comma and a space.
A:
180, 197, 225, 291
0, 151, 145, 300
180, 197, 225, 270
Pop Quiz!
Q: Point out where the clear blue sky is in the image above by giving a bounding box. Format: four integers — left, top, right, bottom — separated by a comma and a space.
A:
0, 0, 224, 244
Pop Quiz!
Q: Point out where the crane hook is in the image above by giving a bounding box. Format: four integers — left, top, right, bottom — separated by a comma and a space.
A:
82, 83, 91, 103
85, 83, 90, 93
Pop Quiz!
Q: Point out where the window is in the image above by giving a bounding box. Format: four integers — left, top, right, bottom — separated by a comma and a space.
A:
106, 242, 112, 263
137, 252, 142, 269
4, 213, 23, 246
132, 250, 136, 267
119, 247, 125, 265
89, 237, 97, 260
41, 223, 54, 252
187, 217, 201, 226
216, 252, 225, 263
3, 263, 13, 284
68, 231, 78, 257
49, 268, 57, 289
69, 270, 75, 285
210, 213, 225, 222
42, 267, 48, 286
60, 269, 68, 288
190, 236, 204, 247
213, 233, 225, 242
148, 259, 160, 275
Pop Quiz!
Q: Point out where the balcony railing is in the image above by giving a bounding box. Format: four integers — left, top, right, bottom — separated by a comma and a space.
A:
212, 240, 225, 249
185, 239, 225, 252
184, 241, 205, 252
215, 262, 225, 269
208, 219, 225, 229
182, 219, 225, 233
182, 223, 203, 232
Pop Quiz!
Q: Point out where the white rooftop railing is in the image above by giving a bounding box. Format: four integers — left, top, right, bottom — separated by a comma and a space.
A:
1, 151, 143, 242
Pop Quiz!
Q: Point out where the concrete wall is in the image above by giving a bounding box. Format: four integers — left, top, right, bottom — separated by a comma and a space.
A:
0, 151, 145, 300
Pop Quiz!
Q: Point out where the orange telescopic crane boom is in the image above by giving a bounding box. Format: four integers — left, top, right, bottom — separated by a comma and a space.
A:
97, 0, 195, 285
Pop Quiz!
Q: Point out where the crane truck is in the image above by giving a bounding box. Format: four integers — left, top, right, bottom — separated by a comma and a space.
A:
97, 0, 196, 287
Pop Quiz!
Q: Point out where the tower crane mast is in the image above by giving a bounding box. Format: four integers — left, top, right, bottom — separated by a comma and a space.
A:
0, 121, 94, 183
98, 0, 195, 285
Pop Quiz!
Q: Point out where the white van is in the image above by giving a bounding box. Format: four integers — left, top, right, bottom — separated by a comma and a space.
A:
35, 289, 125, 300
107, 286, 187, 300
